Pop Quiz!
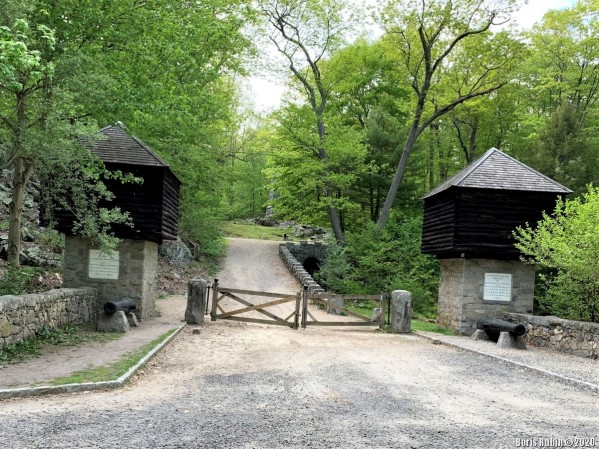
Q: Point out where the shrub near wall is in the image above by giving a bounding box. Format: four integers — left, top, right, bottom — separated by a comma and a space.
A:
0, 288, 97, 349
505, 313, 599, 359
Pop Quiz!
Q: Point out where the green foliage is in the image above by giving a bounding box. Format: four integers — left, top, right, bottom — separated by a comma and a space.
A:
317, 209, 439, 317
514, 186, 599, 322
0, 265, 43, 295
38, 154, 138, 252
527, 102, 598, 194
34, 228, 64, 253
266, 105, 368, 228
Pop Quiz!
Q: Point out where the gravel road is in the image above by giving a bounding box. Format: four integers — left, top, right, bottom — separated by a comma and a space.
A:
0, 238, 597, 449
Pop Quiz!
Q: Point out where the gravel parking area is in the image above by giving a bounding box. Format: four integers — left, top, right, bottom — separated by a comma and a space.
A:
0, 238, 596, 448
0, 322, 597, 449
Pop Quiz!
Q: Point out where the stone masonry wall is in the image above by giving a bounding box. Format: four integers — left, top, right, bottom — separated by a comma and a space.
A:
438, 258, 535, 335
63, 236, 158, 320
505, 313, 599, 359
284, 241, 327, 267
279, 244, 325, 294
437, 259, 464, 331
0, 288, 96, 349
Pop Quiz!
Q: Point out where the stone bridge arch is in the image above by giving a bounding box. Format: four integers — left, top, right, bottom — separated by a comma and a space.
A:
280, 241, 327, 279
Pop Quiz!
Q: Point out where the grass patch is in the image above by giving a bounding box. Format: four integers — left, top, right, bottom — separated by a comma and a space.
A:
0, 324, 122, 364
411, 319, 457, 335
222, 221, 291, 241
49, 328, 176, 385
345, 301, 378, 317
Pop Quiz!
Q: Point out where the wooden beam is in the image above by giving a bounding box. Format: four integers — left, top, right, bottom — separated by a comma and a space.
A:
221, 316, 294, 327
219, 287, 295, 298
221, 292, 289, 325
217, 296, 297, 319
309, 294, 381, 301
308, 298, 372, 322
304, 321, 380, 327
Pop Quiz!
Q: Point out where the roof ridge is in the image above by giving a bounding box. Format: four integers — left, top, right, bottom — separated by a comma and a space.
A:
130, 134, 170, 167
423, 147, 572, 199
490, 148, 572, 193
453, 147, 497, 187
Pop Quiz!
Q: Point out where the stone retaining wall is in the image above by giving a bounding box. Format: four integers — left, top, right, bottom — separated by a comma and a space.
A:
279, 244, 325, 294
505, 313, 599, 359
0, 288, 97, 350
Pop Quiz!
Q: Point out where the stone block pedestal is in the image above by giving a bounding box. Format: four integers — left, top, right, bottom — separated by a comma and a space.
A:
97, 311, 130, 333
185, 279, 207, 325
391, 290, 412, 333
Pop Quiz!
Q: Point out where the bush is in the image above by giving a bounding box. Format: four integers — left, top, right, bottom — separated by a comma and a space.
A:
514, 186, 599, 322
316, 210, 439, 318
0, 265, 43, 296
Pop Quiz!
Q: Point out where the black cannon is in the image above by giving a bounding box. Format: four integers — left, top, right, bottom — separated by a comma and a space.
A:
477, 317, 526, 339
104, 298, 137, 315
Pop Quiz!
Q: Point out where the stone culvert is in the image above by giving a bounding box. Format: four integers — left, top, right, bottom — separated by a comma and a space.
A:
279, 244, 325, 294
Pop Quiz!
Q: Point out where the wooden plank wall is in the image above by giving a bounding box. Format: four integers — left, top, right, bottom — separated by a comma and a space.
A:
421, 192, 456, 255
47, 163, 180, 243
161, 170, 180, 240
422, 188, 562, 259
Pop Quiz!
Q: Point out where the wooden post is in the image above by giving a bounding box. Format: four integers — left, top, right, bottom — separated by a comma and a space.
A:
301, 286, 308, 329
293, 292, 301, 329
204, 282, 211, 315
211, 278, 219, 321
380, 293, 386, 330
185, 279, 207, 325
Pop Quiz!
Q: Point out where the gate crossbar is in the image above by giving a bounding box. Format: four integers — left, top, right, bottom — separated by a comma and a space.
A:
302, 291, 386, 329
216, 295, 297, 319
211, 281, 300, 329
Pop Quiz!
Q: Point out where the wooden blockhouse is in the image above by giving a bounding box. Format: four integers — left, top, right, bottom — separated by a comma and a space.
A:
53, 123, 180, 243
421, 148, 571, 260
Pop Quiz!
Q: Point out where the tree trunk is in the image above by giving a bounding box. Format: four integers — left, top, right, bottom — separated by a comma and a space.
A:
377, 127, 419, 231
316, 115, 345, 244
7, 157, 33, 266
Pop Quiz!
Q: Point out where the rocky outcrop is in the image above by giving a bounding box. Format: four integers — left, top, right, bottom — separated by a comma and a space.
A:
159, 239, 192, 268
0, 169, 62, 268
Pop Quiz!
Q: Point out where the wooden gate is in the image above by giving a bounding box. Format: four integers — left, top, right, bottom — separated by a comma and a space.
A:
301, 289, 386, 329
210, 281, 301, 329
209, 281, 386, 330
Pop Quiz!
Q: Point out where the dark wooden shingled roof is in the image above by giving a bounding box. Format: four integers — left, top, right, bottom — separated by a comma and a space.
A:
89, 122, 169, 167
423, 148, 572, 199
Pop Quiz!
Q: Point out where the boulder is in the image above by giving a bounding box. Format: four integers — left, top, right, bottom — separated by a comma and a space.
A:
159, 239, 193, 267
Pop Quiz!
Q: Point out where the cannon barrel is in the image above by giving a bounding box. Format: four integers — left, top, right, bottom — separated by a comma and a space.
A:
104, 298, 137, 315
477, 317, 526, 337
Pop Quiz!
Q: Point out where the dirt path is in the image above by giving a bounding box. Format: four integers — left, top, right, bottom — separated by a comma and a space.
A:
0, 238, 597, 448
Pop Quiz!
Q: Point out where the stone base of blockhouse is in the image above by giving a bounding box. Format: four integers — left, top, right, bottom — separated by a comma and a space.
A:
437, 258, 534, 335
63, 236, 158, 320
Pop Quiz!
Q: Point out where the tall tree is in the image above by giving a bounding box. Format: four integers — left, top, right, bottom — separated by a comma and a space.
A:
0, 18, 101, 265
258, 0, 351, 243
375, 0, 523, 230
518, 0, 599, 191
323, 39, 409, 222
